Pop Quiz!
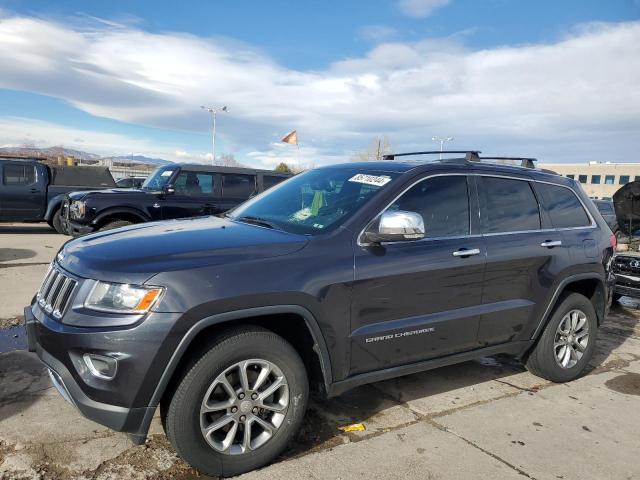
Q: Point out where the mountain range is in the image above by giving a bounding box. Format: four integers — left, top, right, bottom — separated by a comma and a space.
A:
0, 146, 172, 166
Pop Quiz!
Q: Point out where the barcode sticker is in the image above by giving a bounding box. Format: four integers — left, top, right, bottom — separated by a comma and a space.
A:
348, 174, 392, 187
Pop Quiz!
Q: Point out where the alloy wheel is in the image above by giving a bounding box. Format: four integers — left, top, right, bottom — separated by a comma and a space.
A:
199, 359, 289, 455
554, 309, 589, 369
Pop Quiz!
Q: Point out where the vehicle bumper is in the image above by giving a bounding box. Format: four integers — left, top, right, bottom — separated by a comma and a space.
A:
63, 219, 95, 237
614, 283, 640, 299
24, 303, 181, 439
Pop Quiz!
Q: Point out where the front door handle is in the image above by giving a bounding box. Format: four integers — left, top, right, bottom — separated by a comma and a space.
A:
540, 240, 562, 248
452, 248, 481, 257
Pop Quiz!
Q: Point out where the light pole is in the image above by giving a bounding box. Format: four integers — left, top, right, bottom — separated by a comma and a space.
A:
201, 105, 228, 165
431, 136, 454, 159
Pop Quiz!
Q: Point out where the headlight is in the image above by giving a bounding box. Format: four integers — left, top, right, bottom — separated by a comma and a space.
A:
85, 281, 163, 314
70, 200, 86, 219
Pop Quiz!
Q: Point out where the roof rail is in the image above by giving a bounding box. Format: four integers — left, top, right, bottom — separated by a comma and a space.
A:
382, 151, 481, 161
383, 150, 539, 169
471, 156, 537, 169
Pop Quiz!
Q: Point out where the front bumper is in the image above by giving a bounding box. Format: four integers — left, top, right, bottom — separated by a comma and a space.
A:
63, 219, 95, 237
24, 303, 180, 439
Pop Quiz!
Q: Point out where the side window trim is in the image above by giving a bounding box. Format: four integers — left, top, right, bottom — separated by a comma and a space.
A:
532, 179, 596, 231
358, 172, 597, 246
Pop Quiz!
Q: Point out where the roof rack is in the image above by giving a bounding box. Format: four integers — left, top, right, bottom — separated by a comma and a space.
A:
382, 150, 538, 169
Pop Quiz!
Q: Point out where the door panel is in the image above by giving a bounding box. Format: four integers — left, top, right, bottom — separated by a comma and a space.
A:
477, 176, 569, 345
161, 171, 218, 219
352, 238, 485, 374
0, 162, 47, 220
350, 174, 485, 375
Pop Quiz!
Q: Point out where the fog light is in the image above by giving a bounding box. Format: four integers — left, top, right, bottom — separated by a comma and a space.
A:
83, 353, 118, 380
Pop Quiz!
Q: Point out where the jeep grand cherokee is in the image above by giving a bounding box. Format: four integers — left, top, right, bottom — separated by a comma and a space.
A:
25, 151, 614, 476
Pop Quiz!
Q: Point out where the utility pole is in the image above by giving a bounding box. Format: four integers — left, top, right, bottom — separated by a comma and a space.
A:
200, 105, 228, 165
432, 136, 454, 159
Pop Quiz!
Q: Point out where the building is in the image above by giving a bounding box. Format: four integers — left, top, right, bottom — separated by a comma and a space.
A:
538, 162, 640, 200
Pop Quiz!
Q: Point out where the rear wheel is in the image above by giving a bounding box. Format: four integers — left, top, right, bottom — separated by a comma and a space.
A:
163, 326, 308, 477
99, 219, 132, 231
526, 293, 597, 383
51, 209, 66, 234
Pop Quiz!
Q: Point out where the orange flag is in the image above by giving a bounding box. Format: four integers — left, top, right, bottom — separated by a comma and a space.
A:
281, 130, 298, 145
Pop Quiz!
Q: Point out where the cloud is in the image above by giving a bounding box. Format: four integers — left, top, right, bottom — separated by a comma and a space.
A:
358, 25, 398, 42
397, 0, 451, 18
0, 14, 638, 164
0, 116, 211, 162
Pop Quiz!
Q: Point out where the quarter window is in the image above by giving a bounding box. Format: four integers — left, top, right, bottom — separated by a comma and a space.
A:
223, 174, 256, 198
478, 177, 540, 233
388, 176, 470, 238
3, 164, 36, 186
536, 183, 591, 228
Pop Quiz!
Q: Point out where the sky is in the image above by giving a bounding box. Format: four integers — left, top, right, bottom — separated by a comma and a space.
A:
0, 0, 638, 167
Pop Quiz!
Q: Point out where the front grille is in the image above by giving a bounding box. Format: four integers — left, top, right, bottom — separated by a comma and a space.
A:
613, 256, 640, 276
37, 264, 77, 319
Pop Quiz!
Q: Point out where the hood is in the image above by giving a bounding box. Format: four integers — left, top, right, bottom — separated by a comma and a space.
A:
68, 188, 147, 200
613, 182, 640, 234
57, 216, 308, 284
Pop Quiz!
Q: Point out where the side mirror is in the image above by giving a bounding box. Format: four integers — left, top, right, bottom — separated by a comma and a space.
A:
162, 185, 175, 195
364, 210, 425, 244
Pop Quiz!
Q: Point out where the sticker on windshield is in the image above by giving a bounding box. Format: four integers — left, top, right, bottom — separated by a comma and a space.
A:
348, 174, 391, 187
161, 170, 174, 177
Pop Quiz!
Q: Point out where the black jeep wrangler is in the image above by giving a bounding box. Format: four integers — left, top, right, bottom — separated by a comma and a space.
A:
61, 164, 290, 235
25, 151, 614, 477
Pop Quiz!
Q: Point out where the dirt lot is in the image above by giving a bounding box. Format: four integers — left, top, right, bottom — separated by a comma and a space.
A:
1, 222, 640, 479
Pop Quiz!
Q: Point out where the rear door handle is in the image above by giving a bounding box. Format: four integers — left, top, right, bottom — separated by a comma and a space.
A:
540, 240, 562, 248
452, 248, 481, 257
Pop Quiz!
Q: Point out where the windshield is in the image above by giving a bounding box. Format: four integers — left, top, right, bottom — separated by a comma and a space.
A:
141, 166, 177, 190
229, 167, 400, 235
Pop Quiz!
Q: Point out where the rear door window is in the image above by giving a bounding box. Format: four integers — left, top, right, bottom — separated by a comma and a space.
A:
3, 164, 36, 186
223, 174, 256, 198
478, 177, 541, 233
536, 183, 591, 228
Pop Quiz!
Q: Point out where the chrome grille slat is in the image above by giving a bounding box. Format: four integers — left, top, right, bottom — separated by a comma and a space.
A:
36, 264, 77, 320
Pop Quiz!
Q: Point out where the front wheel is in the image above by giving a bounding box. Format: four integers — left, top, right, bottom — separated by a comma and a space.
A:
163, 326, 308, 477
526, 293, 597, 383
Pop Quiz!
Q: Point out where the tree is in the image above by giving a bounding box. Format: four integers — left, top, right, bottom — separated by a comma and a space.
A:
351, 136, 392, 161
274, 162, 294, 174
215, 153, 242, 167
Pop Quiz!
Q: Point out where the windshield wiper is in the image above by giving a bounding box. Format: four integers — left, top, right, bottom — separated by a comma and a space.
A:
236, 215, 277, 229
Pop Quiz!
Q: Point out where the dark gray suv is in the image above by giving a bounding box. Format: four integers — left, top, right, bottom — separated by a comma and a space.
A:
25, 151, 615, 476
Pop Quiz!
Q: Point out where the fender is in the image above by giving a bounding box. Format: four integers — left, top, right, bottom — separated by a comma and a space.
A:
531, 272, 607, 341
92, 206, 150, 226
44, 194, 66, 222
131, 305, 333, 442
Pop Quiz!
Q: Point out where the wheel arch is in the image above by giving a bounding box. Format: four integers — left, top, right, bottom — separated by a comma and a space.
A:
531, 273, 607, 342
93, 208, 149, 228
44, 195, 66, 222
132, 305, 333, 442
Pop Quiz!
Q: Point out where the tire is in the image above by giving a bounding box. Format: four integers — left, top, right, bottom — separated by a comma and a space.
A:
99, 219, 132, 231
51, 209, 66, 234
163, 326, 308, 477
526, 292, 598, 383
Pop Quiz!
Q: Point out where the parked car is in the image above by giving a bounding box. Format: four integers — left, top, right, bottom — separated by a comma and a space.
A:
115, 176, 146, 188
0, 157, 116, 233
592, 199, 618, 234
25, 151, 614, 477
61, 164, 291, 236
